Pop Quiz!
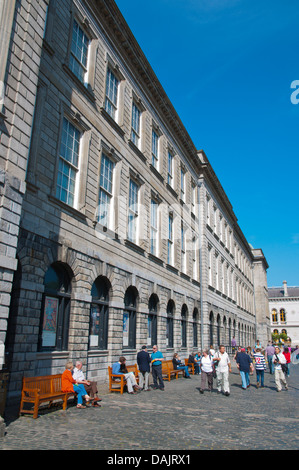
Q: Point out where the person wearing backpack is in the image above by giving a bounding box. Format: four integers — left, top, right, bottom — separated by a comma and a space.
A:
273, 346, 288, 392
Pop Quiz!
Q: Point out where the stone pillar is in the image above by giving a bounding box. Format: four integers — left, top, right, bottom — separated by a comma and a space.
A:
252, 248, 270, 346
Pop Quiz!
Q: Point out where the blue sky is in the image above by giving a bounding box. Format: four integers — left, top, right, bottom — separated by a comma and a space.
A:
115, 0, 299, 287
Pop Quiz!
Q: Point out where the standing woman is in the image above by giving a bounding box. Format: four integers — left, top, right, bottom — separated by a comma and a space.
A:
282, 347, 291, 377
199, 349, 214, 394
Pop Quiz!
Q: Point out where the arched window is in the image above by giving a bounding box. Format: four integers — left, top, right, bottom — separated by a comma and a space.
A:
228, 318, 232, 346
193, 308, 199, 347
148, 294, 158, 346
123, 287, 138, 348
89, 277, 110, 350
166, 300, 175, 348
280, 309, 286, 323
181, 304, 188, 347
223, 316, 227, 346
217, 314, 221, 346
209, 311, 214, 346
39, 263, 71, 351
272, 309, 278, 323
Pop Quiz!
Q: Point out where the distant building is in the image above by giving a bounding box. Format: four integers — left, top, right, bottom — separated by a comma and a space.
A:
268, 281, 299, 346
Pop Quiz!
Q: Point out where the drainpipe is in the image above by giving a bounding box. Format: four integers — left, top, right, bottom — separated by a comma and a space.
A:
197, 177, 204, 350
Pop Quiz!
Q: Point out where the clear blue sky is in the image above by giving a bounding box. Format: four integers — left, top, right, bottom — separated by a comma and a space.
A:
115, 0, 299, 287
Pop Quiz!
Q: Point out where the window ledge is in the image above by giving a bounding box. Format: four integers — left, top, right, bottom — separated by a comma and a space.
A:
148, 252, 164, 266
125, 239, 145, 255
100, 107, 126, 138
180, 272, 191, 281
150, 164, 164, 183
166, 264, 179, 275
166, 183, 178, 199
128, 139, 147, 163
48, 195, 87, 221
36, 351, 69, 360
62, 63, 96, 103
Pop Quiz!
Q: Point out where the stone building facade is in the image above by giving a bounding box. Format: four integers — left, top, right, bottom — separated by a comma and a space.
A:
197, 152, 265, 350
0, 0, 48, 372
269, 281, 299, 346
0, 0, 269, 406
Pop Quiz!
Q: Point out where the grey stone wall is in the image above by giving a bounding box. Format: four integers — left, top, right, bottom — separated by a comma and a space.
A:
0, 0, 48, 375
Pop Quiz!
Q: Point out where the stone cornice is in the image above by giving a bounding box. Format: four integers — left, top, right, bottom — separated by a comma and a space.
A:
85, 0, 202, 173
198, 149, 255, 260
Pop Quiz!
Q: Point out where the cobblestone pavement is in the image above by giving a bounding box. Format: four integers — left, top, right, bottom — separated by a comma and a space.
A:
0, 362, 298, 451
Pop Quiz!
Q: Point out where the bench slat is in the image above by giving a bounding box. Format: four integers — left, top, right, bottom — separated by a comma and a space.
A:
19, 374, 75, 419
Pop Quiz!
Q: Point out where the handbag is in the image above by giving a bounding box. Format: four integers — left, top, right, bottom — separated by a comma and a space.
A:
275, 354, 288, 374
281, 363, 288, 374
210, 354, 217, 378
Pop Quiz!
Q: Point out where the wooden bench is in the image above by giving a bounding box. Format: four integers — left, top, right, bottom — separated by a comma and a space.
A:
184, 358, 195, 375
161, 360, 184, 381
19, 374, 75, 419
108, 364, 139, 394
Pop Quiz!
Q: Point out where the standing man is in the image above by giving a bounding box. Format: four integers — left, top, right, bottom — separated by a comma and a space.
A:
265, 342, 275, 374
73, 360, 101, 407
214, 345, 232, 396
273, 346, 288, 392
137, 345, 151, 391
188, 352, 200, 375
151, 345, 164, 391
236, 348, 254, 390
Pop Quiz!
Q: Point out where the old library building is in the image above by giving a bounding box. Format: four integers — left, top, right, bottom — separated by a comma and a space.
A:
0, 0, 269, 406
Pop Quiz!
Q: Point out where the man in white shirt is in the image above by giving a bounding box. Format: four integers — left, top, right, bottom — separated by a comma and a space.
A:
73, 360, 101, 406
214, 345, 232, 396
273, 346, 288, 392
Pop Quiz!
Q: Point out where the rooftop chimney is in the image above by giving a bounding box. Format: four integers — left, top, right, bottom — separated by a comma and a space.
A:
283, 280, 288, 297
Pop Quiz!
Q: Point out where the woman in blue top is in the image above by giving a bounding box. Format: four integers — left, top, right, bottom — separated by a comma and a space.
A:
172, 353, 190, 378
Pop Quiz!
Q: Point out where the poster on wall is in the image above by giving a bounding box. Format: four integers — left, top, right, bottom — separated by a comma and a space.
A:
123, 312, 129, 347
147, 316, 152, 345
42, 296, 58, 347
89, 304, 100, 348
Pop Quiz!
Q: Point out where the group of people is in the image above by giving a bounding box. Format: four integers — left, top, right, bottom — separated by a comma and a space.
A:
112, 344, 233, 396
112, 341, 294, 397
112, 345, 166, 393
233, 341, 293, 392
111, 346, 195, 394
61, 340, 295, 409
